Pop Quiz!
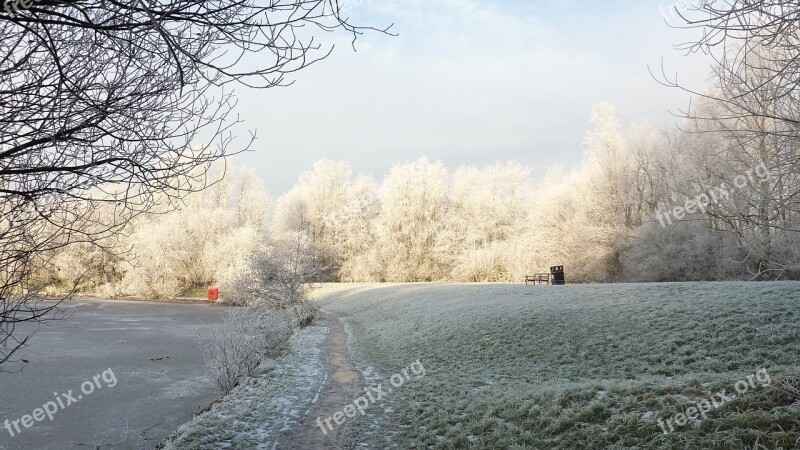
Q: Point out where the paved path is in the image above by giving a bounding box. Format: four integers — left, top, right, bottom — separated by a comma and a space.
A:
0, 299, 229, 450
283, 314, 362, 449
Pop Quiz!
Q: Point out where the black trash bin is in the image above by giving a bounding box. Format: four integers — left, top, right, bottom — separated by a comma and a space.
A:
550, 265, 565, 285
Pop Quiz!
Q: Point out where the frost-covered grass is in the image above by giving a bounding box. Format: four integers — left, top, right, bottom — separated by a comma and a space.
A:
160, 322, 328, 449
316, 282, 800, 449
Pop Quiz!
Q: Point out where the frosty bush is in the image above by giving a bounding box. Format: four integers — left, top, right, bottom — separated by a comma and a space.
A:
97, 282, 120, 299
286, 300, 320, 329
201, 308, 291, 394
229, 232, 322, 316
203, 233, 322, 393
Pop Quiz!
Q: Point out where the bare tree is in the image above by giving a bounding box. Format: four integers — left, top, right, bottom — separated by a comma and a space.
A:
0, 0, 389, 369
664, 1, 800, 127
656, 1, 800, 277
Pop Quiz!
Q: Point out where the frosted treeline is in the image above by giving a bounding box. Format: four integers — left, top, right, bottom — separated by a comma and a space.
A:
41, 167, 270, 297
40, 102, 799, 293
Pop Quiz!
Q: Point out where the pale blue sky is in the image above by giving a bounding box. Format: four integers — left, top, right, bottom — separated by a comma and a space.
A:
231, 0, 711, 194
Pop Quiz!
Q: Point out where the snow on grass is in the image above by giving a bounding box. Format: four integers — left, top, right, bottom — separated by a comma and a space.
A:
160, 322, 328, 450
317, 282, 800, 449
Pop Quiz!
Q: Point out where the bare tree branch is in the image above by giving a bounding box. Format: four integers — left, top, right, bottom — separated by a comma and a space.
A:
0, 0, 390, 369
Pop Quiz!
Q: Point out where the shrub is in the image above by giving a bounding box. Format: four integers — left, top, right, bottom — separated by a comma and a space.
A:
203, 232, 322, 393
200, 308, 291, 394
228, 232, 322, 313
286, 300, 320, 330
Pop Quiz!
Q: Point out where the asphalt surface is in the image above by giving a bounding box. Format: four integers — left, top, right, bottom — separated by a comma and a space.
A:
0, 299, 230, 450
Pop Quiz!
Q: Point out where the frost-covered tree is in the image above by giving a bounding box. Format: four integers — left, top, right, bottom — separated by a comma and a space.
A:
229, 231, 321, 327
664, 2, 800, 277
271, 160, 354, 278
447, 162, 533, 281
42, 166, 272, 298
48, 104, 800, 288
523, 104, 643, 282
332, 175, 380, 281
622, 220, 741, 281
237, 168, 270, 229
370, 158, 451, 281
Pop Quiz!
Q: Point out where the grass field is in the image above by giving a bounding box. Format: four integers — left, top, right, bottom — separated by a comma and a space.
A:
316, 282, 800, 449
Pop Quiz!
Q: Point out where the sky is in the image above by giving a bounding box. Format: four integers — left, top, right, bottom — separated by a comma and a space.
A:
231, 0, 712, 194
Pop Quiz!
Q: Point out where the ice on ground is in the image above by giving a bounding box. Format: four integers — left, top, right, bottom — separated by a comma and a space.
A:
160, 322, 328, 450
162, 374, 214, 399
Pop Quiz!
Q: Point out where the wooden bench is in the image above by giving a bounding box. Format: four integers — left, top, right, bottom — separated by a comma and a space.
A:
525, 273, 550, 285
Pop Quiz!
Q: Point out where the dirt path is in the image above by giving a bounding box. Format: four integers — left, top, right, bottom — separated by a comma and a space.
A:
281, 313, 361, 449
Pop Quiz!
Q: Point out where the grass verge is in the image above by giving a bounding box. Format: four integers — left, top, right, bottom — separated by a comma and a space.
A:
317, 282, 800, 449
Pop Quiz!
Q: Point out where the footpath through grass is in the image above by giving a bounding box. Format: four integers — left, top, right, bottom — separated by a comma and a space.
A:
316, 282, 800, 449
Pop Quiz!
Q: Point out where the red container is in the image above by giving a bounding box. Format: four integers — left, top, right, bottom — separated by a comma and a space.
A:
207, 287, 219, 303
